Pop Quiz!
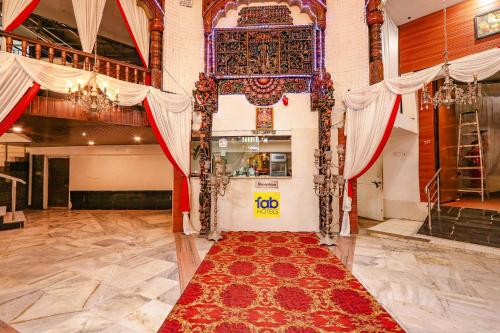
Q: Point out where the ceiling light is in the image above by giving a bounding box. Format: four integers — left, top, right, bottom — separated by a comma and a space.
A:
12, 126, 23, 133
133, 136, 141, 142
88, 140, 95, 146
82, 132, 87, 136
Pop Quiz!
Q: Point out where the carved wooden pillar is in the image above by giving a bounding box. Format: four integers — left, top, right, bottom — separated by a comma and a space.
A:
149, 14, 164, 88
311, 70, 335, 236
193, 73, 218, 237
367, 0, 384, 85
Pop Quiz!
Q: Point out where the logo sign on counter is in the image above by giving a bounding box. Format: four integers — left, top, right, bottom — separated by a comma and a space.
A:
254, 192, 280, 218
255, 180, 279, 189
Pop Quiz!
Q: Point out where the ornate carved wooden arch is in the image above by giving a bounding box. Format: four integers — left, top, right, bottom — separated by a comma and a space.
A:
202, 0, 327, 32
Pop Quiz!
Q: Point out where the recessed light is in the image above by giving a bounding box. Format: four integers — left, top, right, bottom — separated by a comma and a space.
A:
12, 126, 23, 133
82, 132, 87, 136
133, 136, 141, 142
88, 140, 95, 146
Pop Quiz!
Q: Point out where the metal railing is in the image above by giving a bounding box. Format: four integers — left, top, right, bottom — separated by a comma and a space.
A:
1, 31, 150, 85
424, 168, 441, 230
0, 173, 26, 220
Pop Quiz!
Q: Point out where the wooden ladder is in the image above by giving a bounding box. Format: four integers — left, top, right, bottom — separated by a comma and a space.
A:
456, 110, 488, 202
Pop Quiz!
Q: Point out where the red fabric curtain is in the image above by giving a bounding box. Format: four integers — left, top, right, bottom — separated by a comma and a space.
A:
0, 83, 40, 136
143, 99, 190, 212
347, 95, 402, 197
115, 0, 148, 68
4, 0, 40, 32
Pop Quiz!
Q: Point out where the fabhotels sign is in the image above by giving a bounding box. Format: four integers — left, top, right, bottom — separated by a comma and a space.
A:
254, 192, 280, 218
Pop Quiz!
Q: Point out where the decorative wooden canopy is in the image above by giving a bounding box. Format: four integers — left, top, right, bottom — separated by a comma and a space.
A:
202, 0, 327, 32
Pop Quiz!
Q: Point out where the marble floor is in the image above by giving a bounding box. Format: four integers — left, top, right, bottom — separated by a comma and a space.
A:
1, 211, 499, 333
0, 210, 184, 333
353, 224, 500, 333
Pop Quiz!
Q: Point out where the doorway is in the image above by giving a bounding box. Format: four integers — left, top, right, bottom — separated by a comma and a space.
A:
48, 157, 69, 208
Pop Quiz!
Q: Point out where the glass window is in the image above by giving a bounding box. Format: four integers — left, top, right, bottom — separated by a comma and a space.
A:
191, 136, 292, 178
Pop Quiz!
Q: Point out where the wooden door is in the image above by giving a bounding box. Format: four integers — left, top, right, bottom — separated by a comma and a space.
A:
438, 104, 458, 203
31, 155, 44, 209
48, 158, 69, 207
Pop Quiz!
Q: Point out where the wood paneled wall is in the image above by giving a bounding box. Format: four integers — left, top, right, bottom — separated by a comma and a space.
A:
400, 0, 500, 74
418, 84, 437, 202
28, 95, 149, 127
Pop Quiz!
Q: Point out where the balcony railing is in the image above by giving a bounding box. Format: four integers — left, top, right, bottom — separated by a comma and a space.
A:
1, 31, 150, 85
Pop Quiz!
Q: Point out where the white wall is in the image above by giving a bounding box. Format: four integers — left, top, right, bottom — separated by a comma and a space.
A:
163, 0, 204, 94
382, 93, 426, 221
191, 93, 318, 232
29, 145, 173, 192
189, 0, 372, 231
325, 0, 370, 223
382, 128, 427, 221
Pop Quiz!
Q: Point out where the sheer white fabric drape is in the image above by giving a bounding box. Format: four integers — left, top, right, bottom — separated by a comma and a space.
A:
1, 0, 36, 31
146, 89, 192, 177
341, 85, 398, 236
381, 14, 399, 80
116, 0, 150, 67
341, 48, 500, 236
0, 52, 194, 231
146, 89, 196, 234
0, 54, 34, 123
71, 0, 107, 53
345, 48, 500, 110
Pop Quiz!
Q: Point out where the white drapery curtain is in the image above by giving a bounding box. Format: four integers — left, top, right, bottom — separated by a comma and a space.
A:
146, 89, 192, 178
381, 13, 399, 80
341, 86, 399, 236
341, 48, 500, 235
1, 0, 39, 31
0, 52, 193, 230
146, 89, 196, 234
0, 54, 35, 123
71, 0, 107, 53
116, 0, 150, 67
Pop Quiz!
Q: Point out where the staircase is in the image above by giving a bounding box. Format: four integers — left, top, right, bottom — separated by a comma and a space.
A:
419, 205, 500, 248
0, 173, 26, 231
456, 110, 488, 201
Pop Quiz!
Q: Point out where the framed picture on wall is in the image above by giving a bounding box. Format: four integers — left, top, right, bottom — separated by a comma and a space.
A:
474, 8, 500, 39
256, 107, 274, 130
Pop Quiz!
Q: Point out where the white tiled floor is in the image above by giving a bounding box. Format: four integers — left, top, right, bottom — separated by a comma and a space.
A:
352, 233, 500, 333
2, 211, 499, 333
0, 210, 179, 333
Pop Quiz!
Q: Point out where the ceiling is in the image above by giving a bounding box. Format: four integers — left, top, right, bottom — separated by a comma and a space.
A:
385, 0, 467, 26
10, 115, 158, 147
19, 0, 134, 46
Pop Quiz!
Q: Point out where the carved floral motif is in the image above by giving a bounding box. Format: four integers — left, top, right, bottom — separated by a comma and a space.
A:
237, 5, 293, 27
218, 77, 309, 106
214, 26, 314, 78
193, 73, 218, 236
311, 69, 335, 234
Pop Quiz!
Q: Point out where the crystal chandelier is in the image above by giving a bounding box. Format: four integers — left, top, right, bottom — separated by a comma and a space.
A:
66, 27, 118, 112
421, 3, 482, 108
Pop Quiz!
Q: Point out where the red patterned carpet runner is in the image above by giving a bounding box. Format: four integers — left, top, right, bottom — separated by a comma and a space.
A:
159, 232, 405, 333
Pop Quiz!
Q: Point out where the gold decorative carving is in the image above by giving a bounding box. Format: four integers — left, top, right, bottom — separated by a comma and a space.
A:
214, 26, 314, 78
237, 5, 293, 26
